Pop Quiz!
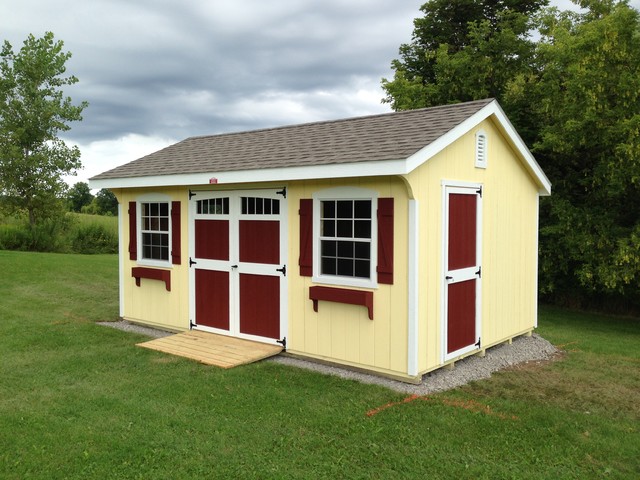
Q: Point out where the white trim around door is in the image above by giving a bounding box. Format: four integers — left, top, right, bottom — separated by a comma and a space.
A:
441, 180, 483, 362
188, 188, 288, 346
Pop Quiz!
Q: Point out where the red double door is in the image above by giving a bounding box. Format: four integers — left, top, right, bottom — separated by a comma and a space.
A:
443, 185, 482, 360
190, 190, 286, 344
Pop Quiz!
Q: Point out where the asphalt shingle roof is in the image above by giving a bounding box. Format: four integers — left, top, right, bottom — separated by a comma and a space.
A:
91, 98, 494, 180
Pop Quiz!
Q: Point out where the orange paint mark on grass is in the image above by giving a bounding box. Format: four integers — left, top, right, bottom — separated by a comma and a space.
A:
366, 395, 518, 420
365, 394, 423, 417
440, 398, 519, 420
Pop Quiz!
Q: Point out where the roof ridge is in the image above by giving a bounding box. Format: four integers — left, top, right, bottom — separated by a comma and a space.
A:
185, 98, 495, 141
90, 97, 503, 184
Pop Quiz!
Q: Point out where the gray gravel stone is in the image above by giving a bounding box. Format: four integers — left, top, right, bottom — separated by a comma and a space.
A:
97, 320, 174, 339
99, 320, 558, 394
272, 333, 558, 394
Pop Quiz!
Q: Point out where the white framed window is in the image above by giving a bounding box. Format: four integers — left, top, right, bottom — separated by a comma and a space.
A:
313, 187, 378, 288
475, 130, 488, 169
137, 194, 172, 267
141, 202, 170, 261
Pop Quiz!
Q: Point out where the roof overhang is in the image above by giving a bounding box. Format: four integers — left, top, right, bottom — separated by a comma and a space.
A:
90, 100, 551, 196
404, 100, 551, 195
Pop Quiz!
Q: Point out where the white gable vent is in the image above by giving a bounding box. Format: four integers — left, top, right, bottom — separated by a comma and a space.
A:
475, 130, 487, 169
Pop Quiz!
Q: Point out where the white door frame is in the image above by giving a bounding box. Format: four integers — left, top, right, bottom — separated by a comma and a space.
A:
441, 180, 482, 362
188, 188, 288, 345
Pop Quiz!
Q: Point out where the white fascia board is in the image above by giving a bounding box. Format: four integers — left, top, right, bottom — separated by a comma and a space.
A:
89, 157, 409, 190
404, 100, 551, 196
405, 103, 498, 173
89, 99, 551, 195
490, 102, 552, 196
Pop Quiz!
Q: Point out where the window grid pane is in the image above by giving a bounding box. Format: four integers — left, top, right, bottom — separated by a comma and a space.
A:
197, 198, 229, 215
140, 202, 170, 261
319, 199, 372, 279
241, 197, 280, 215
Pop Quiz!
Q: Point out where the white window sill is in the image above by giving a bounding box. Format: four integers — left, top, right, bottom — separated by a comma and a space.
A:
135, 259, 172, 269
312, 274, 377, 290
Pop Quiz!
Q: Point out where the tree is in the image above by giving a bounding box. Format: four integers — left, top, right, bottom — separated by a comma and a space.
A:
381, 0, 548, 111
67, 181, 93, 212
506, 1, 640, 306
95, 188, 118, 216
383, 0, 640, 310
0, 32, 88, 226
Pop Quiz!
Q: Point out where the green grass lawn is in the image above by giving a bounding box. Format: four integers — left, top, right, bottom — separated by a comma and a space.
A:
0, 250, 638, 479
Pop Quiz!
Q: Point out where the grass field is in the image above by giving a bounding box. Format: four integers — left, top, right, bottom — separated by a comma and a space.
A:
70, 212, 118, 235
0, 250, 638, 479
0, 213, 118, 253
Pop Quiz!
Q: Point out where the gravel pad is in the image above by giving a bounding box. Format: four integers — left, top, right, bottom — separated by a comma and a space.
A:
99, 321, 558, 394
272, 334, 557, 394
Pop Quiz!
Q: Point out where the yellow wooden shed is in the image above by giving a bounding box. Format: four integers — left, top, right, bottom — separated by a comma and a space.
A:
90, 98, 551, 382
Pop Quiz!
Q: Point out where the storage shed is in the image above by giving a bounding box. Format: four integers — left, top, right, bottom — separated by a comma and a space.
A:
90, 98, 551, 382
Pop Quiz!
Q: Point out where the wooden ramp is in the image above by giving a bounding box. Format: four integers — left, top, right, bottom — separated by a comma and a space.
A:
136, 330, 282, 368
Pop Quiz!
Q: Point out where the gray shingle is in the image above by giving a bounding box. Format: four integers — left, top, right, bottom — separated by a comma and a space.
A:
91, 99, 493, 180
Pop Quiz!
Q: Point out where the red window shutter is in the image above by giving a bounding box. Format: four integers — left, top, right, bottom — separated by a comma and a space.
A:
299, 199, 313, 276
128, 201, 137, 261
377, 198, 394, 284
171, 201, 181, 265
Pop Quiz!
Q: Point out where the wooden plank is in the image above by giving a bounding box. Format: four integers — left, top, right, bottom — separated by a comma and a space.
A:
136, 331, 282, 368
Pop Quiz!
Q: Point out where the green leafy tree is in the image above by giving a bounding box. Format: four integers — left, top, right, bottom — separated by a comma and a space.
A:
0, 32, 88, 226
382, 0, 548, 111
506, 0, 640, 305
95, 188, 118, 216
384, 0, 640, 310
67, 181, 93, 212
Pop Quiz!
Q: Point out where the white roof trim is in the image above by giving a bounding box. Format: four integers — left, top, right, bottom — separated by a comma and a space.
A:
405, 100, 550, 195
89, 158, 409, 190
489, 102, 551, 195
90, 100, 551, 195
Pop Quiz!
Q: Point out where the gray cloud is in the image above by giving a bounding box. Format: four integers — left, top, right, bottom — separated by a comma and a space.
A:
5, 0, 636, 183
3, 0, 422, 145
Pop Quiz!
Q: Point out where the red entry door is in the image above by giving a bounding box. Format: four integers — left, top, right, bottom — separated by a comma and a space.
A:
444, 185, 482, 360
190, 191, 286, 344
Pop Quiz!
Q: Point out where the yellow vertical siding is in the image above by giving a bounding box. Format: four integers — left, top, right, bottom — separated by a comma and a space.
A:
405, 118, 541, 373
114, 187, 190, 331
286, 177, 411, 378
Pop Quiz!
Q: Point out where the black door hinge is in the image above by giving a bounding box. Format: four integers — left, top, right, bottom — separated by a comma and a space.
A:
475, 266, 481, 278
276, 337, 287, 349
190, 320, 197, 330
189, 189, 196, 200
475, 337, 481, 349
476, 186, 483, 197
276, 265, 286, 276
189, 257, 197, 267
276, 187, 287, 198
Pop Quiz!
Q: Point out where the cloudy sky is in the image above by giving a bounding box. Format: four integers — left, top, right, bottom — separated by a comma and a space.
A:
2, 0, 638, 186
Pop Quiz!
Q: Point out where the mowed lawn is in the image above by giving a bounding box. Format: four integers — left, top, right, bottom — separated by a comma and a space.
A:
0, 251, 638, 479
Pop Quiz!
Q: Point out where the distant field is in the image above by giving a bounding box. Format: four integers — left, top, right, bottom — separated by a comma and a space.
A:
0, 250, 638, 479
70, 212, 118, 235
0, 213, 118, 253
